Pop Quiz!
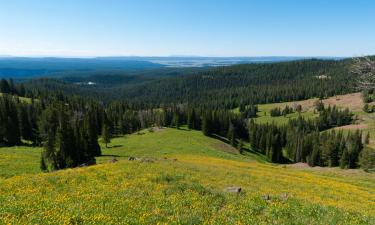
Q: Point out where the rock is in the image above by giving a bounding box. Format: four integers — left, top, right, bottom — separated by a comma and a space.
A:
262, 194, 271, 201
109, 158, 118, 163
78, 158, 96, 167
140, 158, 155, 163
280, 193, 289, 201
224, 186, 242, 193
87, 158, 96, 165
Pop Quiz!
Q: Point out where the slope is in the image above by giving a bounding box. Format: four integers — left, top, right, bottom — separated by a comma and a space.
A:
0, 128, 374, 224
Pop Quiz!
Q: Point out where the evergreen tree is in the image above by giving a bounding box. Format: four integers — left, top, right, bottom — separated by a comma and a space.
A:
0, 95, 21, 145
227, 121, 236, 147
0, 79, 11, 94
172, 113, 180, 129
187, 108, 195, 129
102, 114, 112, 148
40, 154, 48, 172
201, 114, 210, 136
359, 147, 375, 171
85, 112, 101, 156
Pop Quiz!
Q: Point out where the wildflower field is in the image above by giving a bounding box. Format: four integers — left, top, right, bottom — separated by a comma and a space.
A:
0, 128, 374, 224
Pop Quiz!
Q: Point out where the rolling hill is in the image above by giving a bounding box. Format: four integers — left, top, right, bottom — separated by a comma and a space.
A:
0, 128, 374, 224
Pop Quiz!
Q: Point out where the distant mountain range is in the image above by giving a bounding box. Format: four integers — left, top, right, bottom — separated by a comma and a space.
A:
0, 56, 345, 79
95, 56, 345, 67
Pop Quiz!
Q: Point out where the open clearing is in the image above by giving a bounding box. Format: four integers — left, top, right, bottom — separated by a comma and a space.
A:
241, 93, 365, 125
0, 128, 374, 224
253, 92, 375, 147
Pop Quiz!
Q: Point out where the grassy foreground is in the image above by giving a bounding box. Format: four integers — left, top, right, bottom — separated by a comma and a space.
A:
0, 128, 374, 224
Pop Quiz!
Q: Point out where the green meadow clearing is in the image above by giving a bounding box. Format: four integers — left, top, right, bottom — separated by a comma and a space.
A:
0, 127, 374, 224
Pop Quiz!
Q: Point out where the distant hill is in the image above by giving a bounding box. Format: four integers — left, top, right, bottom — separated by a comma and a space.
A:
0, 56, 345, 79
22, 58, 354, 107
0, 57, 164, 79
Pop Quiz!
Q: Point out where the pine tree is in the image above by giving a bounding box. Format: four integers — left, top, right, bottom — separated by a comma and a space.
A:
340, 147, 349, 169
201, 114, 210, 136
85, 112, 101, 156
187, 109, 195, 129
227, 121, 236, 147
0, 79, 11, 94
359, 147, 375, 171
172, 113, 180, 129
102, 121, 111, 148
238, 140, 244, 154
40, 154, 48, 172
0, 96, 21, 145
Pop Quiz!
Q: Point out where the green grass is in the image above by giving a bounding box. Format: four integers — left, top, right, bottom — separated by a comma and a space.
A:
233, 101, 318, 125
0, 128, 374, 224
254, 105, 317, 125
98, 127, 257, 164
0, 146, 42, 179
0, 93, 33, 104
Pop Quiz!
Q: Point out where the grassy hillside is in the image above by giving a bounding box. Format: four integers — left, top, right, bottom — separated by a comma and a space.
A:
241, 92, 375, 149
244, 92, 367, 125
0, 128, 374, 224
0, 146, 42, 178
0, 93, 33, 104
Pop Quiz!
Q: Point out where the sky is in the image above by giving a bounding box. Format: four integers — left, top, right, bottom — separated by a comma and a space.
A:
0, 0, 374, 57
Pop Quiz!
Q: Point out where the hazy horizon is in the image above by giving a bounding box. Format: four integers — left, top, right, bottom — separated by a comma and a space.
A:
0, 55, 349, 59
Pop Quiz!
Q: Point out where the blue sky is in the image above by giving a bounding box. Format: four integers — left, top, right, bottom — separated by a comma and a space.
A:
0, 0, 374, 57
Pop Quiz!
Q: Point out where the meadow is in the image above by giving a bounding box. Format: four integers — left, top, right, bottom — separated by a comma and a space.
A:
244, 93, 364, 125
0, 128, 374, 224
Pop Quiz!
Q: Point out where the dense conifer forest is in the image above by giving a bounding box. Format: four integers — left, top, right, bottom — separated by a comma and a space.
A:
0, 58, 370, 171
23, 59, 354, 108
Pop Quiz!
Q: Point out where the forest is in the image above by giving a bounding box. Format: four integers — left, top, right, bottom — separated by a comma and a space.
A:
1, 57, 372, 171
22, 59, 354, 108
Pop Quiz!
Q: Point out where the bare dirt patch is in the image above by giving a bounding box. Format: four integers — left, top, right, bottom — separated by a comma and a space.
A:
148, 127, 166, 133
322, 93, 363, 111
212, 142, 239, 154
274, 92, 364, 112
286, 163, 375, 177
334, 123, 369, 130
286, 162, 310, 169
